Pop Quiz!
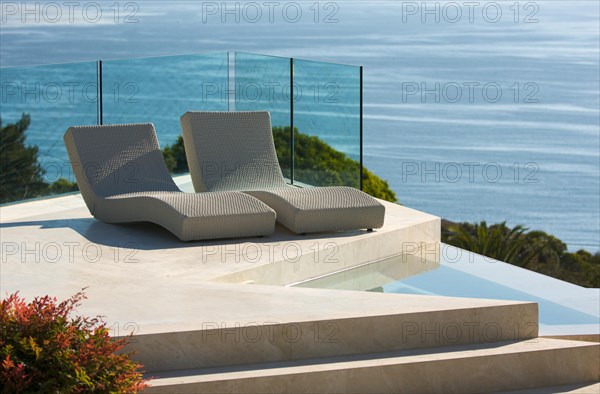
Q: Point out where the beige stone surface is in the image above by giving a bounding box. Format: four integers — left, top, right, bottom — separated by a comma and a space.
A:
1, 189, 539, 373
4, 187, 595, 393
1, 193, 439, 290
144, 338, 600, 393
500, 381, 600, 393
542, 334, 600, 343
126, 286, 537, 371
292, 249, 440, 290
1, 189, 440, 311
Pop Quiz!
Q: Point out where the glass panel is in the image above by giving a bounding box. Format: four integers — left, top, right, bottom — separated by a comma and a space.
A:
292, 59, 360, 188
234, 52, 291, 180
0, 61, 98, 204
102, 53, 229, 149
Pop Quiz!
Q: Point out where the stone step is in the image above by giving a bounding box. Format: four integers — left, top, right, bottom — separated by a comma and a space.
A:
500, 381, 600, 393
143, 338, 599, 393
127, 292, 537, 373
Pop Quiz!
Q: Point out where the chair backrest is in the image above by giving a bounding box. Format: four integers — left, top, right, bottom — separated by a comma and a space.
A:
64, 123, 179, 211
180, 111, 287, 192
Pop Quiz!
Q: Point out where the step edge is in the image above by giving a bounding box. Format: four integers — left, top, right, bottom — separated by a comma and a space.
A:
145, 338, 599, 386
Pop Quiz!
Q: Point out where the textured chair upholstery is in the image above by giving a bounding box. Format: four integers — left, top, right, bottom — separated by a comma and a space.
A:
64, 123, 276, 241
180, 111, 385, 234
180, 111, 287, 193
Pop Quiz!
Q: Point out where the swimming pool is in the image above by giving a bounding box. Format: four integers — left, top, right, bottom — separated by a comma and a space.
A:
293, 244, 600, 336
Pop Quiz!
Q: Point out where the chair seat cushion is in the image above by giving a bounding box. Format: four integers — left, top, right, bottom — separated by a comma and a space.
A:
246, 186, 385, 234
95, 191, 276, 241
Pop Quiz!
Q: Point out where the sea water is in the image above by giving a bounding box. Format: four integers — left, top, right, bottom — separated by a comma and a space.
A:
0, 1, 598, 251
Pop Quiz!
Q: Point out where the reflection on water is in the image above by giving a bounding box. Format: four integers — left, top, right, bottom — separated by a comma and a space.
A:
294, 251, 599, 327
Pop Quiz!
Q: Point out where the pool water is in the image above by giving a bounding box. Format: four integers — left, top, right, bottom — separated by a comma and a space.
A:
293, 244, 599, 335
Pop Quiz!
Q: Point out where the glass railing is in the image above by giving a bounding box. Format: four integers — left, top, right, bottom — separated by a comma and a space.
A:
0, 61, 98, 203
234, 52, 292, 179
0, 52, 363, 205
293, 59, 361, 188
102, 52, 229, 148
234, 52, 363, 187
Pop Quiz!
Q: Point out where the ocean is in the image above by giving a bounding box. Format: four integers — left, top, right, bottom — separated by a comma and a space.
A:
0, 1, 598, 251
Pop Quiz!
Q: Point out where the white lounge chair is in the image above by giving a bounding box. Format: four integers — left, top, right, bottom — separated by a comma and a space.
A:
180, 111, 385, 234
64, 123, 276, 241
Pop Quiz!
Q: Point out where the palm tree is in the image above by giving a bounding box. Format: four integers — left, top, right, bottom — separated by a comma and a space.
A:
444, 221, 559, 268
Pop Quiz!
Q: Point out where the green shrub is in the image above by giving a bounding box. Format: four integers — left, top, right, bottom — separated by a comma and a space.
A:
162, 136, 188, 174
0, 115, 80, 203
49, 178, 79, 195
0, 290, 148, 393
273, 127, 397, 202
0, 114, 48, 203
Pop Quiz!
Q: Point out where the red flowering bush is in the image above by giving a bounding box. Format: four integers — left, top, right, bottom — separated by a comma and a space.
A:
0, 290, 147, 393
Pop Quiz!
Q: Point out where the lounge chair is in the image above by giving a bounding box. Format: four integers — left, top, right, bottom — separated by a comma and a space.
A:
180, 111, 385, 234
64, 123, 276, 241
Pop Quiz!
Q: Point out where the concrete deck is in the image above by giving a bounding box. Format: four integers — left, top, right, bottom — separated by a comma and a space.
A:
2, 177, 597, 392
0, 179, 533, 345
1, 188, 439, 292
0, 179, 470, 331
0, 181, 543, 363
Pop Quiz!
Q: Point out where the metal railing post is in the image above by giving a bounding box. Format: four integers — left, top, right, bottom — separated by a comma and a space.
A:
290, 57, 294, 185
97, 60, 103, 125
360, 65, 363, 191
